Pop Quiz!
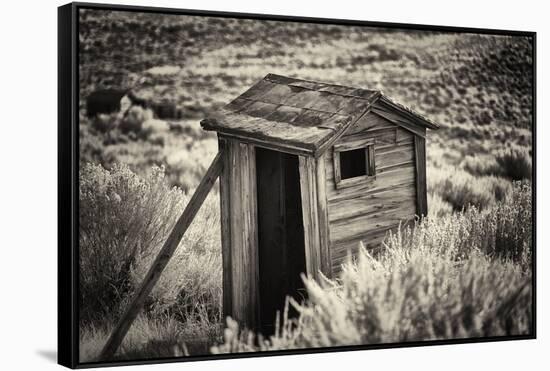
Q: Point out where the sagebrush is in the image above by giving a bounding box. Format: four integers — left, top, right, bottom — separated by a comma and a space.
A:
213, 182, 532, 353
79, 163, 222, 331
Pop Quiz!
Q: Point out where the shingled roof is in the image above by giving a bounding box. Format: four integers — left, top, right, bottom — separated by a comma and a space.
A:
201, 74, 439, 156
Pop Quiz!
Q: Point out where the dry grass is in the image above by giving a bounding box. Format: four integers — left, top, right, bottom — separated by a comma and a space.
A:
212, 183, 532, 353
79, 163, 222, 362
80, 311, 222, 362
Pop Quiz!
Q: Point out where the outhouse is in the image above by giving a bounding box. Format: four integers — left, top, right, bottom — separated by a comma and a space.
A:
201, 73, 439, 333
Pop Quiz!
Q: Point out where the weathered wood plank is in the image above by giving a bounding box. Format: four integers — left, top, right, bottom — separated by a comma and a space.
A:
378, 95, 440, 130
371, 106, 426, 138
328, 180, 414, 206
228, 140, 243, 323
330, 217, 416, 262
305, 92, 351, 112
341, 129, 397, 147
345, 110, 396, 135
219, 138, 232, 320
240, 79, 276, 100
329, 202, 416, 244
202, 110, 330, 155
326, 165, 416, 201
334, 137, 375, 152
240, 143, 259, 328
332, 151, 342, 185
218, 131, 313, 157
377, 160, 415, 175
99, 150, 224, 360
376, 142, 415, 157
414, 135, 428, 217
242, 100, 280, 118
215, 139, 261, 329
331, 230, 391, 262
299, 156, 321, 280
396, 127, 414, 143
376, 147, 414, 168
328, 184, 416, 222
367, 145, 376, 175
335, 174, 376, 190
316, 154, 332, 278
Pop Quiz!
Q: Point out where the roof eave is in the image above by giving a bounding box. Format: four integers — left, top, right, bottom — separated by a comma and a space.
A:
378, 95, 440, 130
201, 117, 318, 156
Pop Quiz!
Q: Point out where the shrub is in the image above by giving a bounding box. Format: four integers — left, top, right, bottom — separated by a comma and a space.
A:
79, 163, 185, 323
212, 183, 532, 353
142, 118, 169, 134
429, 167, 493, 211
427, 192, 452, 217
479, 181, 532, 265
149, 133, 166, 147
213, 251, 531, 353
496, 147, 532, 180
428, 166, 513, 211
79, 163, 222, 325
461, 155, 504, 177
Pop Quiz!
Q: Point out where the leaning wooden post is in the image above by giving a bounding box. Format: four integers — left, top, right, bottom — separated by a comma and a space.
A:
99, 151, 224, 360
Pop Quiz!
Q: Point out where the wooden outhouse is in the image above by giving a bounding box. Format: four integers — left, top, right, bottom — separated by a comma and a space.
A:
201, 74, 439, 333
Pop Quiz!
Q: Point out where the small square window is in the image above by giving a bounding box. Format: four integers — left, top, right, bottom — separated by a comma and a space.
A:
340, 148, 367, 180
333, 144, 375, 188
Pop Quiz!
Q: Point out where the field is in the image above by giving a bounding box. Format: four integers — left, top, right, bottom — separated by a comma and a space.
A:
77, 9, 533, 362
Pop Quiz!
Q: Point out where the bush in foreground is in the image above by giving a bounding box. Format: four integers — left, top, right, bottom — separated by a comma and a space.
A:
79, 163, 222, 325
212, 182, 532, 353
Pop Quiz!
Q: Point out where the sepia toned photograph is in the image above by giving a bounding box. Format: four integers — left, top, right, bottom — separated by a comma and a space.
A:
60, 3, 534, 367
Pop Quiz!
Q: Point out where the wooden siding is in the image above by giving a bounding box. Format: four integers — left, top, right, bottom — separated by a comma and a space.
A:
299, 155, 332, 280
219, 136, 260, 329
414, 133, 428, 217
325, 112, 418, 273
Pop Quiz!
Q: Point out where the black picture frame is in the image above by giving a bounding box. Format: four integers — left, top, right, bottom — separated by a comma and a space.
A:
58, 2, 537, 368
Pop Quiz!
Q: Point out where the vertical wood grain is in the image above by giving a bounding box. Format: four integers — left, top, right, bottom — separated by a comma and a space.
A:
223, 138, 259, 329
219, 137, 232, 319
299, 156, 321, 280
367, 145, 376, 176
240, 143, 259, 328
315, 154, 332, 278
414, 134, 428, 217
332, 151, 342, 184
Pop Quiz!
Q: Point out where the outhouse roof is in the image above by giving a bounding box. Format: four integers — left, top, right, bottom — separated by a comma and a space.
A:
201, 74, 439, 156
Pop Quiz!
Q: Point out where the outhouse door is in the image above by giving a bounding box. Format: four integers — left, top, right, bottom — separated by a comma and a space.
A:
255, 147, 308, 336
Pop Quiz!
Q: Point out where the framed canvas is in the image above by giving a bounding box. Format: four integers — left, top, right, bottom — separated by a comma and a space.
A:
58, 2, 536, 368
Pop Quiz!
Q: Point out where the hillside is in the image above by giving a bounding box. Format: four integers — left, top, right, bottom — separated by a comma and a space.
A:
78, 9, 532, 190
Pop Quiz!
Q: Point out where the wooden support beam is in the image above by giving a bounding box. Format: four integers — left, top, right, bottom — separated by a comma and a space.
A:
99, 151, 224, 361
